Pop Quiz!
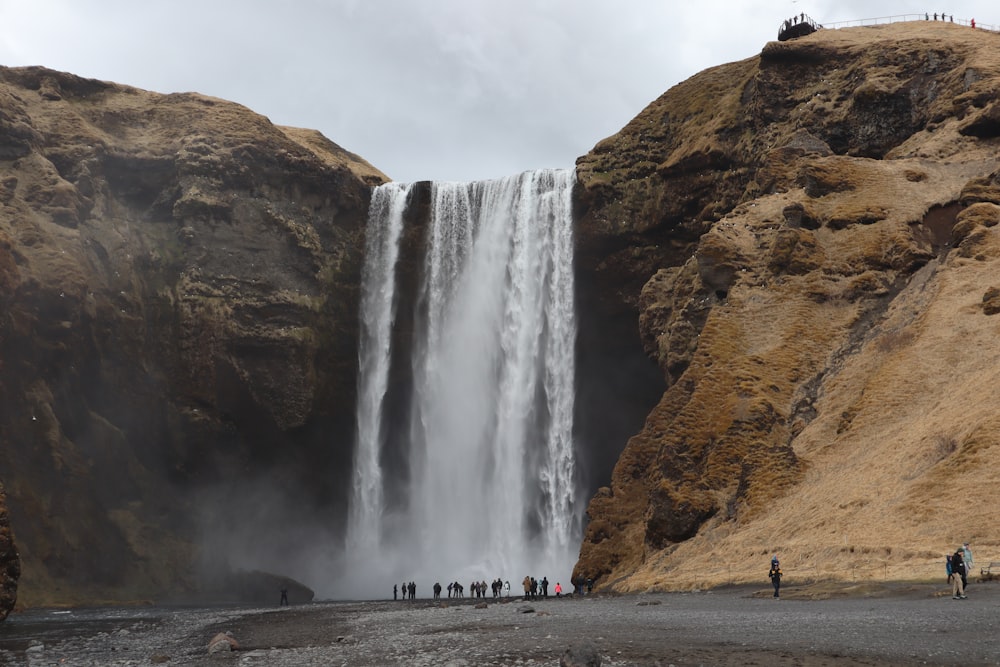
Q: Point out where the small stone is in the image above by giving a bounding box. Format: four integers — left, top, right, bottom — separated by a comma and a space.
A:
207, 631, 239, 653
560, 641, 602, 667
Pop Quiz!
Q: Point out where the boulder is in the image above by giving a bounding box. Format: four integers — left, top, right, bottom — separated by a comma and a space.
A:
207, 631, 239, 653
560, 642, 602, 667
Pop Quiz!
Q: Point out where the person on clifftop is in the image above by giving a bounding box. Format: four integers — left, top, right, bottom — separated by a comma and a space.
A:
768, 557, 782, 599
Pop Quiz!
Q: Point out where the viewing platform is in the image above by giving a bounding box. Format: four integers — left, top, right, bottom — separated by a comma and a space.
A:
778, 14, 821, 41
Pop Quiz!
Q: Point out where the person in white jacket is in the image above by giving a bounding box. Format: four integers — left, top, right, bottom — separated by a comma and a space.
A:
962, 543, 974, 586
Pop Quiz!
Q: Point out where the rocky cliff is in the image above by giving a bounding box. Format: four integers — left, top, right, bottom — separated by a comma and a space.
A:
3, 20, 1000, 611
0, 65, 386, 607
0, 482, 17, 620
572, 21, 1000, 590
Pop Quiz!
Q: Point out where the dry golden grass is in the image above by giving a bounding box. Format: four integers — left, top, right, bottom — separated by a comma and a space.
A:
577, 21, 1000, 593
600, 190, 1000, 591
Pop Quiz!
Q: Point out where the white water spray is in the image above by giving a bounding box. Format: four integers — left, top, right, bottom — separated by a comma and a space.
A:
343, 169, 579, 598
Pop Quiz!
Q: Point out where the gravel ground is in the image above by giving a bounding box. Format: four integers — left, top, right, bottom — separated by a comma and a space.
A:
1, 582, 998, 666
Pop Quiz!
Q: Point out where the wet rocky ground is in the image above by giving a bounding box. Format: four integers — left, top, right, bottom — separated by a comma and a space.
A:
1, 581, 998, 666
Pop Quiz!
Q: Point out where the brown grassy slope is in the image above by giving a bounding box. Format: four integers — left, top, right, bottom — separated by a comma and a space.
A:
574, 22, 1000, 591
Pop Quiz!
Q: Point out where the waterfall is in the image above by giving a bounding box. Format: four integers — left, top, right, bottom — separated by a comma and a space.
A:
346, 182, 411, 553
342, 169, 578, 598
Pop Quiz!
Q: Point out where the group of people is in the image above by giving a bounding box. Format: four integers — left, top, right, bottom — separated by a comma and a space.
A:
384, 543, 981, 605
521, 575, 550, 599
946, 542, 974, 599
781, 13, 816, 31
394, 581, 417, 600
439, 579, 505, 599
393, 575, 576, 601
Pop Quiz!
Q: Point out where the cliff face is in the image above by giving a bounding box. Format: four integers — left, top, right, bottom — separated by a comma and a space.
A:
573, 22, 1000, 590
0, 482, 17, 620
4, 20, 1000, 609
0, 66, 386, 606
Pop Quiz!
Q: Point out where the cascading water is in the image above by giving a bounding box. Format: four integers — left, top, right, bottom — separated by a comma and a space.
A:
346, 182, 411, 554
342, 169, 579, 598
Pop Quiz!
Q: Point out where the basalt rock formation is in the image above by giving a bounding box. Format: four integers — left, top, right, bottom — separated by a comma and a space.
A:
0, 65, 386, 607
572, 22, 1000, 590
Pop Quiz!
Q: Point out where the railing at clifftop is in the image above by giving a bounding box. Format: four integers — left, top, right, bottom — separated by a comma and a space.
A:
817, 14, 998, 33
778, 13, 822, 41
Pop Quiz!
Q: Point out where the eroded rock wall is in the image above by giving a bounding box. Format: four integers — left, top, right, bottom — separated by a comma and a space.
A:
0, 66, 386, 605
0, 483, 18, 620
572, 22, 1000, 590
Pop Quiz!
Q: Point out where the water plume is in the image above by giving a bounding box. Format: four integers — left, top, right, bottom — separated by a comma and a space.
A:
342, 169, 579, 598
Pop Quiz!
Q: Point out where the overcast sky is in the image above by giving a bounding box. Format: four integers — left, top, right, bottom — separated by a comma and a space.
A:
1, 1, 995, 183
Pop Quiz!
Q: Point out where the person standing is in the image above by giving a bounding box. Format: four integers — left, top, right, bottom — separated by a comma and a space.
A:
951, 549, 967, 599
280, 585, 289, 606
962, 543, 974, 586
394, 583, 398, 601
768, 557, 782, 599
554, 582, 562, 597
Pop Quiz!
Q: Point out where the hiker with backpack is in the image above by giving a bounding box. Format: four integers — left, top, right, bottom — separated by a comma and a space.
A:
951, 549, 968, 599
768, 556, 782, 599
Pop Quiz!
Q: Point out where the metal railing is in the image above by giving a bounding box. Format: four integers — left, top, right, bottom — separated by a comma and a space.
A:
820, 14, 998, 33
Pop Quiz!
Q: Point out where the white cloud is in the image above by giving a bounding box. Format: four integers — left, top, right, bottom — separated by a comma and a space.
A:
0, 0, 995, 181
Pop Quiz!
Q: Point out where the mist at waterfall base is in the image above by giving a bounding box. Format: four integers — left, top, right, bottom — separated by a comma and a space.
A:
337, 169, 581, 600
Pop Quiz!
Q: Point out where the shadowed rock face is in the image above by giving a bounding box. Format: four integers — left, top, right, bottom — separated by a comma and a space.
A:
571, 23, 1000, 590
0, 65, 386, 606
0, 483, 18, 620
